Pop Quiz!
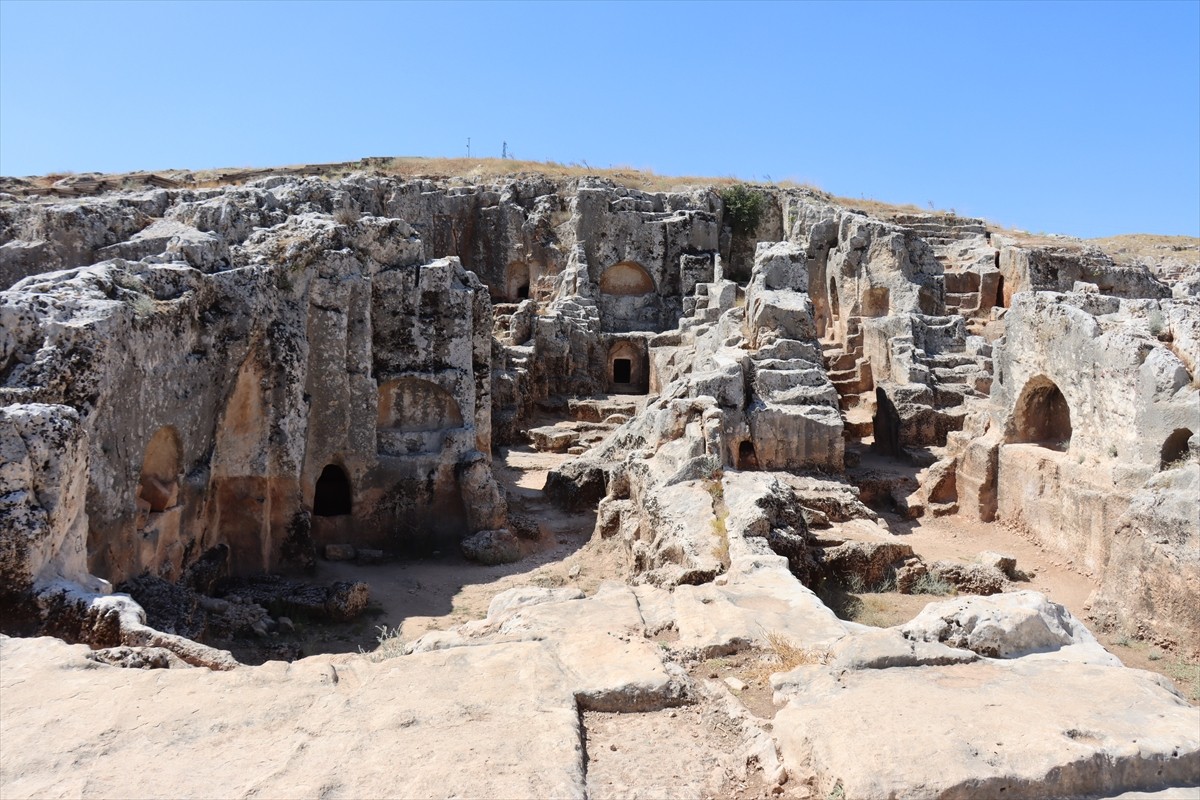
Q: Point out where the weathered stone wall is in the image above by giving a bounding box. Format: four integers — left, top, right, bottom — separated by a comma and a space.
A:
0, 212, 503, 611
948, 290, 1200, 647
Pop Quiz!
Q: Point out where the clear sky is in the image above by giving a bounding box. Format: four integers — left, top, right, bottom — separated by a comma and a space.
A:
1, 0, 1197, 238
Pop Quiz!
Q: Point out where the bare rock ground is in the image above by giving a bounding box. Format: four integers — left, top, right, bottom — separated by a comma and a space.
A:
2, 435, 1198, 799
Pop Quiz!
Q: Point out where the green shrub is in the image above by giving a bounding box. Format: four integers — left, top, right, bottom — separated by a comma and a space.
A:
721, 184, 765, 235
912, 573, 955, 596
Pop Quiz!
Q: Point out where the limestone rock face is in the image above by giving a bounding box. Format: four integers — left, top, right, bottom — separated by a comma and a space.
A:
772, 658, 1199, 800
0, 404, 93, 607
946, 291, 1200, 645
900, 590, 1118, 662
1, 203, 506, 635
998, 241, 1171, 300
460, 528, 521, 565
2, 167, 1198, 799
1090, 463, 1200, 656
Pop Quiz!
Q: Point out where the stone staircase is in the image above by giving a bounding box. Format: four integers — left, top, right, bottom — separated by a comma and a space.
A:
821, 311, 998, 453
943, 271, 982, 317
891, 214, 989, 247
492, 301, 521, 339
822, 316, 876, 440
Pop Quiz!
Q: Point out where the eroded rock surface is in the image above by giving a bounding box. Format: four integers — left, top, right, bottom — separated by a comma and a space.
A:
1, 166, 1198, 799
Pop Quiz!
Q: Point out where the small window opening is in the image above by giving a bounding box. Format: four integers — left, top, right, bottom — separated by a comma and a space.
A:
314, 465, 352, 517
516, 283, 530, 300
613, 358, 632, 384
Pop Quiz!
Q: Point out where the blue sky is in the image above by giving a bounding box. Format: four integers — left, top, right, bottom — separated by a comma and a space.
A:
1, 0, 1197, 238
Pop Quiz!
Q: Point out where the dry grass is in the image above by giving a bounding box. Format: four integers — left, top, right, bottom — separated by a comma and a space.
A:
746, 631, 829, 683
1087, 234, 1200, 266
764, 630, 828, 668
366, 157, 831, 194
361, 624, 405, 662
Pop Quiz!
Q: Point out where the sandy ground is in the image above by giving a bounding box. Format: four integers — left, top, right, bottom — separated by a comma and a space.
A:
263, 445, 623, 660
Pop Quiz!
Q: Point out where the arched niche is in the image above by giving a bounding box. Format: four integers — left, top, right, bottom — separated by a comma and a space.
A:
314, 464, 352, 517
138, 426, 181, 513
1161, 428, 1193, 469
600, 261, 655, 296
506, 261, 531, 301
378, 378, 465, 432
1010, 376, 1072, 450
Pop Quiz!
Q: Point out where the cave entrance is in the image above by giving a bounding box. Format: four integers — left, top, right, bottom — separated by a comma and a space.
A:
1161, 428, 1193, 469
737, 440, 759, 470
996, 275, 1006, 308
1011, 377, 1072, 450
612, 358, 632, 385
314, 465, 352, 517
516, 283, 529, 300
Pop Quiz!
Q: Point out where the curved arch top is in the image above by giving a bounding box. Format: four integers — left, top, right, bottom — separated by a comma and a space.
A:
1009, 375, 1072, 450
599, 261, 655, 296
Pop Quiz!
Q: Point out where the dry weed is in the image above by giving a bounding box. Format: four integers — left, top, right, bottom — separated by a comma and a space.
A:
747, 630, 829, 683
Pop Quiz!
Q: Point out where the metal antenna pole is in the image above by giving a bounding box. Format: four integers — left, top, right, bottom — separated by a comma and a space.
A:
502, 141, 508, 159
467, 137, 471, 158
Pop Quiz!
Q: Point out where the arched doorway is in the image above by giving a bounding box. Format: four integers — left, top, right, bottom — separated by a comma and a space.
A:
1161, 428, 1193, 469
314, 464, 352, 517
1010, 377, 1072, 450
737, 440, 759, 470
506, 261, 531, 301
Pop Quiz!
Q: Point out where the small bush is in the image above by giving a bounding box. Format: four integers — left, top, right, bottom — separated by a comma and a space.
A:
844, 574, 866, 594
721, 184, 765, 235
128, 294, 155, 318
912, 573, 956, 596
333, 206, 361, 225
113, 272, 146, 293
362, 624, 405, 662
